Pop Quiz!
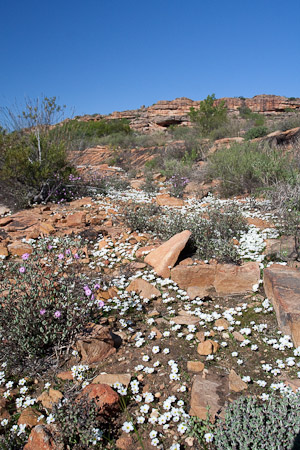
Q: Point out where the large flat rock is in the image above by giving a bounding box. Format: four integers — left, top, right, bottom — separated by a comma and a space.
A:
189, 374, 228, 421
264, 264, 300, 346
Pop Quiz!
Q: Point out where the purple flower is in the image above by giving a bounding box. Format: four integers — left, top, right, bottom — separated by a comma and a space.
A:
85, 288, 92, 297
54, 311, 61, 319
97, 300, 105, 308
94, 283, 100, 290
19, 266, 26, 274
65, 249, 71, 255
48, 245, 53, 250
40, 309, 46, 315
74, 253, 79, 259
58, 253, 64, 260
22, 253, 30, 260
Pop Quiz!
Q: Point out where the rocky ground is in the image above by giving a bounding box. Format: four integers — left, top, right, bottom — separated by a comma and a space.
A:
0, 180, 300, 450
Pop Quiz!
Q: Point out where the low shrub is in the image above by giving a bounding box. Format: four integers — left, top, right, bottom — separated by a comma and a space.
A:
0, 249, 98, 364
141, 171, 159, 193
244, 125, 269, 140
214, 393, 300, 449
124, 203, 162, 234
266, 180, 300, 259
169, 173, 189, 198
53, 393, 103, 449
208, 142, 296, 196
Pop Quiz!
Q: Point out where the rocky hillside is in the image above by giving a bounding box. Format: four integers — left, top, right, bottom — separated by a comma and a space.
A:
75, 95, 300, 133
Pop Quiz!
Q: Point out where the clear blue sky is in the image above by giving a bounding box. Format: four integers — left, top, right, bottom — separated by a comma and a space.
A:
1, 0, 299, 117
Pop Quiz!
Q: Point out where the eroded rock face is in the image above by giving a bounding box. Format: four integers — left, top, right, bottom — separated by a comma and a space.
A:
144, 230, 191, 278
264, 264, 300, 346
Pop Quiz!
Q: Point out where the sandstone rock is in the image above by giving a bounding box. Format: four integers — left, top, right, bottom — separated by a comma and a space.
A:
78, 383, 119, 415
190, 374, 228, 421
156, 194, 184, 207
56, 371, 73, 381
37, 389, 63, 410
24, 425, 62, 450
135, 245, 158, 259
282, 378, 300, 393
229, 369, 248, 392
116, 434, 133, 449
232, 331, 245, 342
264, 264, 300, 346
172, 315, 199, 325
7, 242, 32, 256
0, 245, 8, 258
18, 407, 41, 428
197, 340, 219, 356
39, 222, 55, 235
214, 262, 260, 296
0, 206, 10, 216
187, 361, 205, 372
126, 278, 160, 299
66, 212, 86, 228
215, 318, 229, 329
144, 230, 191, 277
93, 373, 131, 387
171, 264, 216, 298
75, 324, 116, 364
0, 217, 12, 226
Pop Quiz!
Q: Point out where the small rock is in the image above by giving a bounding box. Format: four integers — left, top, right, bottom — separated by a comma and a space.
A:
126, 278, 160, 299
187, 361, 205, 372
197, 340, 219, 356
37, 389, 63, 410
93, 373, 131, 387
229, 369, 248, 392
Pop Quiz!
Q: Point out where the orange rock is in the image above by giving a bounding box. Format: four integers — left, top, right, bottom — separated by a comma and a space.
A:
144, 230, 191, 278
18, 407, 41, 428
126, 278, 160, 299
7, 242, 32, 256
197, 340, 219, 356
56, 371, 73, 381
37, 389, 63, 410
66, 212, 86, 228
0, 245, 8, 258
78, 384, 119, 415
135, 245, 158, 259
156, 194, 184, 207
229, 369, 248, 392
171, 264, 217, 299
39, 222, 55, 235
214, 262, 260, 296
187, 361, 205, 372
24, 424, 62, 450
215, 318, 229, 329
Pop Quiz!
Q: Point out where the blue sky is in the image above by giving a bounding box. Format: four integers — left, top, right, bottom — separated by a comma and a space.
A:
1, 0, 300, 117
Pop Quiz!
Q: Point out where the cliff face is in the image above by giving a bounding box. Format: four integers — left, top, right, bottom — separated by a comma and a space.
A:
76, 95, 300, 133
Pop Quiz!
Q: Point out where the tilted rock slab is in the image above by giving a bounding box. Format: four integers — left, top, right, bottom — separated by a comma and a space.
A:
144, 230, 192, 278
171, 261, 260, 298
264, 264, 300, 346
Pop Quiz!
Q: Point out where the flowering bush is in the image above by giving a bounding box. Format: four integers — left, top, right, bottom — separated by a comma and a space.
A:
0, 250, 98, 363
169, 174, 189, 198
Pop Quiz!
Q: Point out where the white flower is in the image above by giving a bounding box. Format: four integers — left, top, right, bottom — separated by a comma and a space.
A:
137, 416, 145, 424
261, 393, 270, 401
163, 348, 170, 354
122, 421, 134, 433
204, 432, 214, 443
1, 419, 8, 426
46, 414, 55, 424
142, 355, 150, 362
152, 346, 160, 354
177, 422, 187, 434
151, 438, 160, 447
149, 430, 157, 438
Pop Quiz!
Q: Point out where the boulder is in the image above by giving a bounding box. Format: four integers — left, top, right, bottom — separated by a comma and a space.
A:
75, 324, 116, 364
264, 264, 300, 346
144, 230, 191, 277
78, 383, 119, 416
171, 264, 217, 298
214, 262, 260, 296
18, 407, 41, 428
24, 425, 62, 450
126, 278, 160, 299
66, 212, 86, 228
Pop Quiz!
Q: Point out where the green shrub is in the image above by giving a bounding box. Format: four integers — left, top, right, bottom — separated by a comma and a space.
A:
267, 180, 300, 259
0, 249, 98, 363
238, 106, 265, 126
189, 94, 228, 137
208, 142, 296, 196
244, 125, 269, 140
214, 393, 300, 449
53, 393, 103, 448
125, 203, 247, 263
141, 171, 159, 193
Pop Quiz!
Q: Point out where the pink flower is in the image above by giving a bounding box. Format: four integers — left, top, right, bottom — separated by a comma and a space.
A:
65, 249, 71, 255
19, 267, 26, 273
54, 311, 61, 319
94, 283, 100, 290
48, 245, 53, 250
22, 253, 30, 260
98, 300, 105, 308
58, 254, 64, 260
74, 253, 79, 259
85, 288, 92, 297
40, 309, 46, 315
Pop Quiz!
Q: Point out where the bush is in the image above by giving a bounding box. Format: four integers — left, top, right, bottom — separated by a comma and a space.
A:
53, 393, 103, 449
125, 203, 248, 263
267, 180, 300, 259
244, 125, 269, 140
238, 106, 265, 126
214, 393, 300, 449
208, 142, 296, 196
189, 94, 228, 137
0, 249, 98, 363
